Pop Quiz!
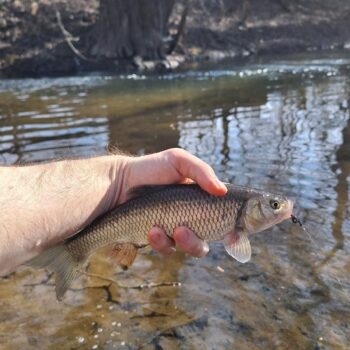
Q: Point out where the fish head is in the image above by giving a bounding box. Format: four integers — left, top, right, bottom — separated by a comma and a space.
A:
242, 193, 293, 234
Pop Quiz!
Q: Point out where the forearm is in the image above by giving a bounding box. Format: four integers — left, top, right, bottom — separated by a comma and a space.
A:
0, 156, 127, 274
0, 148, 226, 274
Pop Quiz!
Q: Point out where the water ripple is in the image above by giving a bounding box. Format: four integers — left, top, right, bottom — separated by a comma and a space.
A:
0, 54, 350, 348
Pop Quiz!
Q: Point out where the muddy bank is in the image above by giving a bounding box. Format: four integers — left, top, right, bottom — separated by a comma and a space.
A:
1, 0, 350, 76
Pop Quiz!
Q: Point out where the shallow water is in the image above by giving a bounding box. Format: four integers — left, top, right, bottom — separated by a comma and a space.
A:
0, 53, 350, 349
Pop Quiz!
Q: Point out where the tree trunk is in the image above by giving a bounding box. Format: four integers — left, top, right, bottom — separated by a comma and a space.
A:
89, 0, 176, 60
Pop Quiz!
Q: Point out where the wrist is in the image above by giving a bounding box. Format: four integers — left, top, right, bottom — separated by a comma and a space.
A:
105, 154, 131, 209
38, 155, 131, 242
0, 155, 132, 273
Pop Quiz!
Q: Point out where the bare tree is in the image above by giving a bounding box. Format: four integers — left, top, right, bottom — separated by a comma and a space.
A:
89, 0, 176, 60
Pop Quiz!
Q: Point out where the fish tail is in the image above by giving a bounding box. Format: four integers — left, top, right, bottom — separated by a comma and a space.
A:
28, 244, 81, 301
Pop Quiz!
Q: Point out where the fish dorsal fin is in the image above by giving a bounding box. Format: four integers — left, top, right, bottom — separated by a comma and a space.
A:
224, 231, 251, 263
110, 243, 138, 268
127, 185, 165, 199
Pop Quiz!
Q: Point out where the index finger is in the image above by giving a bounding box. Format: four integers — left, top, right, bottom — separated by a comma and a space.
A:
167, 149, 227, 196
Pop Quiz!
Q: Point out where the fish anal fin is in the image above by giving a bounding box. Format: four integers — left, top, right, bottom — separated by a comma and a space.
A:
110, 243, 138, 268
224, 230, 251, 263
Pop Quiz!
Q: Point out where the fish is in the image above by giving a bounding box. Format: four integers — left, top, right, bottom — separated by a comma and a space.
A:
27, 184, 293, 300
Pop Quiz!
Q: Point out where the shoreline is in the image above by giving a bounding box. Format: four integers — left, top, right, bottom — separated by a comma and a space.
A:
2, 0, 350, 78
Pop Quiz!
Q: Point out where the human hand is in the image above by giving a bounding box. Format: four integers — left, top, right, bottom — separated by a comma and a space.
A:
0, 148, 225, 274
118, 148, 227, 258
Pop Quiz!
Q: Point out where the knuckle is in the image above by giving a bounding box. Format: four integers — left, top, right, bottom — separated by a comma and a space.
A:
166, 148, 186, 161
165, 148, 189, 173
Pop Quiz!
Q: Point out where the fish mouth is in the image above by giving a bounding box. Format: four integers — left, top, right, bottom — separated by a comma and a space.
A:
281, 199, 294, 220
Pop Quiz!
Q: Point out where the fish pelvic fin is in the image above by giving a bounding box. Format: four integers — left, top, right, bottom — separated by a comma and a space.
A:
27, 244, 81, 301
110, 243, 138, 269
224, 230, 251, 263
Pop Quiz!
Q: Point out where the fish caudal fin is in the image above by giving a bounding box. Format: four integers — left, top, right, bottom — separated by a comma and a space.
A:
110, 243, 138, 269
224, 231, 251, 263
27, 244, 80, 301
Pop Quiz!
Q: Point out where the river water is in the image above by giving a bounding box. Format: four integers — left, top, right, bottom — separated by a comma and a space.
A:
0, 53, 349, 349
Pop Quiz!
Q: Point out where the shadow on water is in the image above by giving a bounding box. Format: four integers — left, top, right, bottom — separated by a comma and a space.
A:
331, 115, 350, 248
0, 52, 350, 349
312, 115, 350, 275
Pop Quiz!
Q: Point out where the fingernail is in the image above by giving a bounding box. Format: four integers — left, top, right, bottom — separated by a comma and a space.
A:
215, 178, 227, 191
201, 241, 210, 256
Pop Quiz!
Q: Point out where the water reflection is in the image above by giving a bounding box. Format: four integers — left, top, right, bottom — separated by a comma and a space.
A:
0, 54, 349, 349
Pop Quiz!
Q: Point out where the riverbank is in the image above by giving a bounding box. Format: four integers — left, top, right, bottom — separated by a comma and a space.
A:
1, 0, 350, 77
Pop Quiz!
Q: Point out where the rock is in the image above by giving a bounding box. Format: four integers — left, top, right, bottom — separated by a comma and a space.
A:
0, 40, 11, 49
0, 18, 7, 29
31, 2, 39, 16
13, 0, 25, 13
142, 60, 156, 70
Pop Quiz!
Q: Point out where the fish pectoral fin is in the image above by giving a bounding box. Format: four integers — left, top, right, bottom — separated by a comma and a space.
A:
111, 243, 138, 268
224, 231, 251, 263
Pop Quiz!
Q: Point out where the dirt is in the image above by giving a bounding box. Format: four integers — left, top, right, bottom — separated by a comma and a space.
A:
1, 0, 350, 77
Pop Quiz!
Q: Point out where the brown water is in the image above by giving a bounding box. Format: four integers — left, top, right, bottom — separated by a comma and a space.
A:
0, 53, 350, 349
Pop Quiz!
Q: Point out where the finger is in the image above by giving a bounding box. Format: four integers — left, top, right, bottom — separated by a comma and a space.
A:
173, 226, 209, 258
168, 149, 227, 196
148, 227, 176, 256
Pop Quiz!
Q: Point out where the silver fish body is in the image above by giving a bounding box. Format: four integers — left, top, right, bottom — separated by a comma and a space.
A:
28, 184, 293, 300
67, 184, 246, 260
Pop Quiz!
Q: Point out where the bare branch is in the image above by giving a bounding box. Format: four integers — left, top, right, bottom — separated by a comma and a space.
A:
55, 9, 90, 62
167, 0, 189, 54
79, 270, 182, 290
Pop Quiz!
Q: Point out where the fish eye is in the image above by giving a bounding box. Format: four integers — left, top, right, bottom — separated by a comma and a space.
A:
270, 200, 281, 210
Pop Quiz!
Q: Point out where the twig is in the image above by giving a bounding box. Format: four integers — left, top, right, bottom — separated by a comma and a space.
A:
69, 284, 122, 304
167, 0, 189, 54
130, 311, 172, 319
79, 270, 181, 289
55, 9, 90, 61
24, 272, 54, 287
